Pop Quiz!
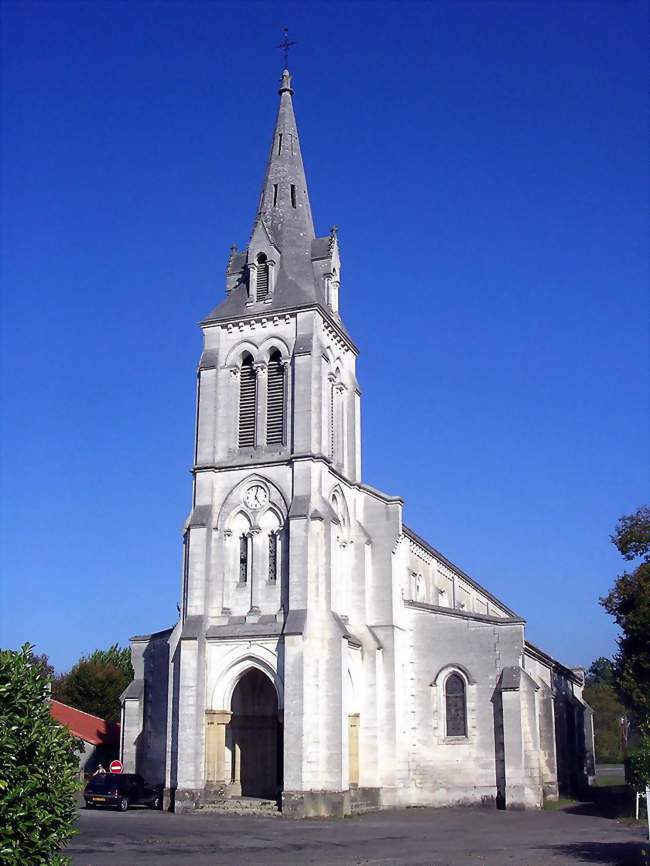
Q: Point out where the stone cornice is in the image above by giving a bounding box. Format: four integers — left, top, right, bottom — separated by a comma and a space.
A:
408, 536, 434, 566
403, 525, 519, 619
404, 599, 525, 626
200, 303, 359, 356
524, 640, 584, 685
193, 456, 402, 506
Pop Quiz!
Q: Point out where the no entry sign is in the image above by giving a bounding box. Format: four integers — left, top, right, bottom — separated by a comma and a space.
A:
109, 759, 123, 774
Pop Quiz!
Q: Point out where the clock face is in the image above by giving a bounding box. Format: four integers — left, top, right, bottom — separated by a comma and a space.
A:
244, 484, 268, 510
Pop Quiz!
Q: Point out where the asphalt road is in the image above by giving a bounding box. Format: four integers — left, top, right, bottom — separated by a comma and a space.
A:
68, 804, 645, 866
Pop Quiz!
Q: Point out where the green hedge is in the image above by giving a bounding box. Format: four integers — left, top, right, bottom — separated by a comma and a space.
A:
625, 737, 650, 793
0, 644, 79, 866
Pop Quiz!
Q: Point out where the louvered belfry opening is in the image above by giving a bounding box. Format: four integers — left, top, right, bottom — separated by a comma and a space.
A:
266, 350, 285, 444
238, 354, 256, 447
256, 253, 269, 302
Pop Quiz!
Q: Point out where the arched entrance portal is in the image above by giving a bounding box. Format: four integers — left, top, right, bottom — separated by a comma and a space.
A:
229, 668, 282, 799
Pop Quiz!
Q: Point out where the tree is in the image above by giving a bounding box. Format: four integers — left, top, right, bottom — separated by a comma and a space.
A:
600, 506, 650, 726
610, 506, 650, 562
0, 644, 79, 866
83, 645, 132, 680
585, 656, 616, 687
52, 644, 133, 723
31, 653, 55, 683
583, 679, 626, 763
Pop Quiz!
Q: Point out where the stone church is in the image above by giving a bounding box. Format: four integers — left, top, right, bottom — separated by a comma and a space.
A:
120, 69, 595, 817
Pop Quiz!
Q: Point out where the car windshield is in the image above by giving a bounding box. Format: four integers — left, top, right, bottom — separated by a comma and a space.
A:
86, 774, 130, 792
86, 776, 115, 792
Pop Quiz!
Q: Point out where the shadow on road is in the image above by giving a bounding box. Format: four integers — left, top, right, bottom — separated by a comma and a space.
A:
563, 786, 637, 820
547, 841, 645, 866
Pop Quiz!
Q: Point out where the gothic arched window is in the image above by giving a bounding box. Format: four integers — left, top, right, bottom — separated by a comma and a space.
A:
260, 508, 281, 584
239, 534, 249, 583
445, 673, 467, 737
266, 349, 285, 444
238, 353, 256, 447
268, 532, 278, 582
256, 253, 269, 302
329, 378, 336, 461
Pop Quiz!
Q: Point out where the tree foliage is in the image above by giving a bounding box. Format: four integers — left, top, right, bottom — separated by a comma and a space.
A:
611, 506, 650, 562
82, 645, 133, 679
600, 506, 650, 726
625, 738, 650, 791
31, 653, 55, 683
585, 656, 616, 687
583, 680, 625, 763
0, 644, 79, 866
52, 644, 133, 723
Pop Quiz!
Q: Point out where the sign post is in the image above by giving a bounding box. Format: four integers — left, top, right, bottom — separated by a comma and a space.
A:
109, 759, 123, 775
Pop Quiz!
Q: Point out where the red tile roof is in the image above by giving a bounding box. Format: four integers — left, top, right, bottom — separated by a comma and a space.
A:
50, 700, 120, 747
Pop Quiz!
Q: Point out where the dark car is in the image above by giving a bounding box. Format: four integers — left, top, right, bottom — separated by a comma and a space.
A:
84, 773, 163, 812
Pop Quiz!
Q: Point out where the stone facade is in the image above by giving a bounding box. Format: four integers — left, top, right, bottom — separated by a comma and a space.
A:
120, 69, 595, 816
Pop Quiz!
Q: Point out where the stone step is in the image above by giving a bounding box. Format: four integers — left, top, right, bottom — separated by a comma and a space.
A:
200, 796, 281, 817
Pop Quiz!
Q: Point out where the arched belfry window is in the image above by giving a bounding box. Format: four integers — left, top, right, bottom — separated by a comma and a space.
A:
266, 349, 285, 444
256, 253, 269, 302
445, 673, 467, 737
238, 353, 256, 447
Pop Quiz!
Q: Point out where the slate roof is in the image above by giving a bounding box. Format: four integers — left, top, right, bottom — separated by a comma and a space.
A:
205, 272, 326, 322
311, 237, 333, 260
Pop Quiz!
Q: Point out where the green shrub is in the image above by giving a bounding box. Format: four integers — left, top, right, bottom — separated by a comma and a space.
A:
0, 644, 79, 866
625, 735, 650, 793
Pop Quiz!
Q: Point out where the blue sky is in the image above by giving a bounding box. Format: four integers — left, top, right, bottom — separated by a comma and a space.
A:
1, 0, 647, 673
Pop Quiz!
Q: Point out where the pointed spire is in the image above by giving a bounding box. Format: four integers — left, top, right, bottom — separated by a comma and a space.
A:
252, 68, 315, 260
205, 68, 348, 324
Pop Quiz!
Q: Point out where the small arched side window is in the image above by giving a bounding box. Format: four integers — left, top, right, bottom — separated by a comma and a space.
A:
266, 349, 285, 444
445, 673, 467, 737
238, 353, 256, 448
256, 253, 269, 302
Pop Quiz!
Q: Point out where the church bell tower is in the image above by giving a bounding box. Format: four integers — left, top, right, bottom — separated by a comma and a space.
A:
155, 66, 391, 817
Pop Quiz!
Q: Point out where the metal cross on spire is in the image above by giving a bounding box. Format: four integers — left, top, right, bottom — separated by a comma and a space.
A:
277, 28, 296, 69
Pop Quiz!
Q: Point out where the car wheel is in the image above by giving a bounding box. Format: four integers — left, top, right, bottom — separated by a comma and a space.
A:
85, 802, 95, 810
152, 795, 161, 810
118, 797, 129, 812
